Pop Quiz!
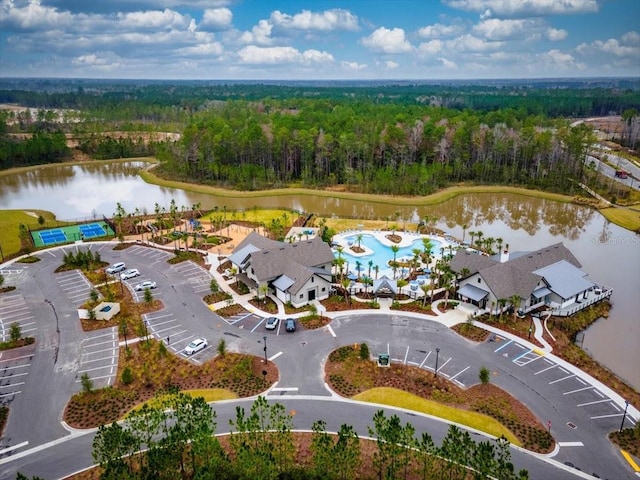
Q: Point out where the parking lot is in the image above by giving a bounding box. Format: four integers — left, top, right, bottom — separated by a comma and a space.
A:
0, 292, 36, 342
170, 260, 213, 295
0, 351, 33, 403
76, 327, 119, 389
487, 334, 633, 433
56, 270, 96, 306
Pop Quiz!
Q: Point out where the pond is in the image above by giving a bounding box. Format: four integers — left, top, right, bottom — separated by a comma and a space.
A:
0, 161, 638, 390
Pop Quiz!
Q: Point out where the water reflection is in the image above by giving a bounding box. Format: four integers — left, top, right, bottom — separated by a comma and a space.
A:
0, 161, 637, 389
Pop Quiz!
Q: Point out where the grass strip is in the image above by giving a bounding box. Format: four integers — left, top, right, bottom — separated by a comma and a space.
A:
124, 388, 238, 417
354, 387, 520, 446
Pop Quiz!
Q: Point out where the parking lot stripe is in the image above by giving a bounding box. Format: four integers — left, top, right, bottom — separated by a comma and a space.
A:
591, 413, 626, 420
494, 339, 513, 352
78, 364, 116, 373
0, 354, 32, 363
535, 364, 558, 375
557, 442, 584, 447
0, 372, 28, 378
436, 357, 450, 374
0, 382, 25, 389
449, 365, 470, 381
418, 352, 431, 368
403, 346, 410, 364
512, 349, 532, 362
270, 352, 283, 361
549, 374, 575, 384
80, 355, 119, 365
621, 450, 640, 472
594, 390, 605, 398
230, 313, 253, 325
75, 373, 114, 382
577, 399, 613, 407
327, 325, 336, 337
0, 391, 21, 397
0, 364, 30, 371
563, 386, 594, 395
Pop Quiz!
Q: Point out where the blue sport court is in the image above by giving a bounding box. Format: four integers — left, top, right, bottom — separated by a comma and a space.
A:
32, 221, 115, 248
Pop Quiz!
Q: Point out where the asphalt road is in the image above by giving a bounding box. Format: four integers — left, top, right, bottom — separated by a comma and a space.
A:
0, 242, 636, 479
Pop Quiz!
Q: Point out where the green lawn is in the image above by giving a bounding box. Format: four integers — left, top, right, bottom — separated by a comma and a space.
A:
0, 210, 61, 259
354, 387, 520, 445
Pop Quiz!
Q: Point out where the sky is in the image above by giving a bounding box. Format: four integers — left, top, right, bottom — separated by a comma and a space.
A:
0, 0, 639, 80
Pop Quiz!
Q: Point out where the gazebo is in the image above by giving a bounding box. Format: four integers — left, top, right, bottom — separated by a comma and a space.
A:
372, 275, 398, 299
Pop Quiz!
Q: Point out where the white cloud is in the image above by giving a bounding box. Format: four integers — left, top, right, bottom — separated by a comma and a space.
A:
546, 27, 567, 41
444, 0, 599, 17
1, 0, 75, 31
439, 57, 458, 69
417, 23, 464, 38
239, 19, 273, 45
544, 49, 585, 70
270, 8, 358, 31
385, 60, 399, 69
621, 31, 640, 45
341, 60, 367, 70
176, 42, 224, 56
361, 27, 413, 54
237, 45, 333, 65
473, 18, 529, 40
116, 9, 191, 30
201, 8, 233, 30
447, 34, 503, 52
418, 39, 444, 56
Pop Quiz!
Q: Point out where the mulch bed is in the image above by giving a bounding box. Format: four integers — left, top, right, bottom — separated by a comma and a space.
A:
326, 345, 554, 454
64, 341, 278, 429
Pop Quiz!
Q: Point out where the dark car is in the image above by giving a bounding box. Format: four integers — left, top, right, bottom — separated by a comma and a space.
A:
285, 318, 296, 332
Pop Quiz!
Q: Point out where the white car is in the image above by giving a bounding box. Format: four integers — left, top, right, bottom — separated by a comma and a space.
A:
106, 262, 126, 274
185, 338, 207, 355
265, 317, 279, 330
134, 280, 157, 291
120, 269, 140, 280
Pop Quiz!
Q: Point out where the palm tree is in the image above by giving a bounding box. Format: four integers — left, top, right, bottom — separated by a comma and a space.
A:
496, 237, 504, 254
355, 260, 362, 280
459, 267, 470, 280
397, 278, 408, 297
421, 238, 433, 266
390, 245, 400, 278
341, 277, 351, 305
429, 271, 438, 304
420, 284, 430, 306
411, 248, 421, 275
468, 230, 476, 246
461, 224, 468, 243
442, 271, 454, 307
356, 233, 363, 250
368, 260, 374, 279
498, 298, 507, 323
374, 265, 379, 279
509, 295, 522, 321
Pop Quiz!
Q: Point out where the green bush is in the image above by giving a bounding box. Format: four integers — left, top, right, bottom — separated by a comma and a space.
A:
121, 367, 134, 385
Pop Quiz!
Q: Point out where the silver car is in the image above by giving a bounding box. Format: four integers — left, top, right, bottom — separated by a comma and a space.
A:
134, 280, 157, 291
185, 338, 207, 355
120, 269, 140, 280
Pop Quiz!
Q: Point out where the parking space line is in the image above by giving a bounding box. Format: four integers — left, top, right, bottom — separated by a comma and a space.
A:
512, 349, 531, 362
518, 354, 543, 366
75, 373, 114, 382
145, 313, 173, 320
419, 352, 431, 368
535, 364, 558, 375
558, 367, 570, 374
78, 364, 117, 374
82, 346, 118, 355
403, 346, 410, 364
591, 413, 625, 420
557, 442, 584, 447
230, 313, 253, 325
563, 386, 594, 395
0, 391, 21, 397
549, 374, 575, 384
80, 355, 119, 365
594, 390, 605, 398
270, 352, 283, 361
0, 354, 32, 363
150, 318, 180, 328
0, 382, 25, 389
575, 377, 587, 385
577, 399, 613, 407
0, 364, 31, 372
251, 319, 265, 332
449, 365, 470, 382
436, 357, 450, 374
494, 339, 513, 352
0, 372, 28, 378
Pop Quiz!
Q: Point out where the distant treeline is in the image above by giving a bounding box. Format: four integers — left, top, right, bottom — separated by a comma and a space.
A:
0, 131, 69, 169
1, 80, 640, 120
156, 98, 599, 195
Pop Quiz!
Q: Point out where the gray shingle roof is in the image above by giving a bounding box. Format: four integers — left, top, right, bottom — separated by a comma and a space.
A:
534, 260, 593, 299
507, 242, 581, 271
450, 250, 498, 275
478, 263, 542, 300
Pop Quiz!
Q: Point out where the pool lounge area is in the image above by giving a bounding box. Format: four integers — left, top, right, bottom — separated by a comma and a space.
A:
332, 230, 459, 280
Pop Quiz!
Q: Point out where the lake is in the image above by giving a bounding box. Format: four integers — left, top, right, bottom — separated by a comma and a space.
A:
0, 161, 638, 390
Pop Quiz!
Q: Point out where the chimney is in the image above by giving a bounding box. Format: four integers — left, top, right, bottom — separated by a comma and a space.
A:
500, 247, 509, 263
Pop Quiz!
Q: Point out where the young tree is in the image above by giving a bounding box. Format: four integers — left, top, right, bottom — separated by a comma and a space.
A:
80, 372, 93, 393
9, 322, 21, 343
144, 287, 154, 304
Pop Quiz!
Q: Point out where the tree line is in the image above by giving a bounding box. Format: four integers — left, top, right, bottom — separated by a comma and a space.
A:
155, 98, 599, 195
85, 392, 528, 480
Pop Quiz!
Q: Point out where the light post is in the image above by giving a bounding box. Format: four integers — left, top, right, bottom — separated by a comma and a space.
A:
263, 336, 268, 364
620, 400, 630, 432
434, 347, 440, 378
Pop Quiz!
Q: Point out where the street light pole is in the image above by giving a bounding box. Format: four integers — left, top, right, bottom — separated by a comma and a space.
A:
620, 400, 630, 432
434, 347, 440, 378
263, 336, 268, 364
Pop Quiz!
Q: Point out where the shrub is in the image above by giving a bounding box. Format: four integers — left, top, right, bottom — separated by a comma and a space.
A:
217, 338, 227, 356
479, 366, 491, 385
359, 343, 370, 360
81, 373, 93, 393
121, 367, 134, 385
9, 322, 21, 343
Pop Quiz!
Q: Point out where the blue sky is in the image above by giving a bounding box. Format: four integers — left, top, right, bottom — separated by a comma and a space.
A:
1, 0, 638, 79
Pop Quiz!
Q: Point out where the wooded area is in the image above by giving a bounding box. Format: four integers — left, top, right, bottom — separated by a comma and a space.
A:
1, 79, 639, 196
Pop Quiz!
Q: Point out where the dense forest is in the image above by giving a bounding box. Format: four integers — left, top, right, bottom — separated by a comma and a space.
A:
1, 79, 639, 195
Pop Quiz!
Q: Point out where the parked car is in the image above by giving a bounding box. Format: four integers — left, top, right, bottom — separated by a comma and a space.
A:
120, 268, 140, 280
134, 280, 157, 291
285, 318, 296, 332
185, 338, 207, 355
265, 317, 279, 330
106, 262, 126, 274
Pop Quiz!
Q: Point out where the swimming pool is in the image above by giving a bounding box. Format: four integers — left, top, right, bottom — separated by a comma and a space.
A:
335, 233, 442, 274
